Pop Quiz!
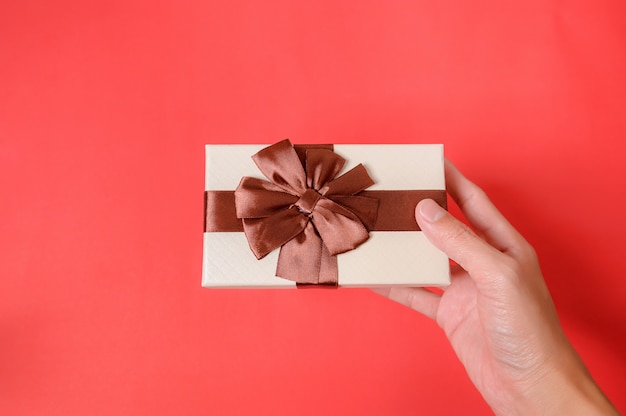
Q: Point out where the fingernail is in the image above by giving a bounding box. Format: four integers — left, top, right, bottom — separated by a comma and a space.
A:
418, 199, 446, 223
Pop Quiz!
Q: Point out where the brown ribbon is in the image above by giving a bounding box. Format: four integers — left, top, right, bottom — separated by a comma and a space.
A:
205, 140, 447, 286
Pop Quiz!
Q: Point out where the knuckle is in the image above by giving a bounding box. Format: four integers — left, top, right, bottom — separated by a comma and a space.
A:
511, 241, 539, 265
457, 183, 487, 210
491, 257, 524, 283
440, 222, 474, 249
521, 243, 539, 263
472, 186, 488, 203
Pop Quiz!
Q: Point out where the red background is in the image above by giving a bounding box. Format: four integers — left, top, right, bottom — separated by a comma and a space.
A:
1, 1, 625, 414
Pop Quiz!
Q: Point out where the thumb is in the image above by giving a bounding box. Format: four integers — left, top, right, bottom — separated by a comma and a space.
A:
416, 199, 505, 279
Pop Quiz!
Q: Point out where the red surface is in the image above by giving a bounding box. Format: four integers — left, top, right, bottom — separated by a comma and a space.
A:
1, 1, 625, 414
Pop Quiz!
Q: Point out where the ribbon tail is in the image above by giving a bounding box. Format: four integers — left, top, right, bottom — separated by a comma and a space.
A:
276, 222, 338, 285
318, 243, 338, 286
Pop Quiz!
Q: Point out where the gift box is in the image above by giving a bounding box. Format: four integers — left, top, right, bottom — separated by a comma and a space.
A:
203, 140, 449, 288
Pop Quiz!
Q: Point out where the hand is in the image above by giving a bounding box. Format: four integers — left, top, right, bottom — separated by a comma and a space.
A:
374, 160, 618, 415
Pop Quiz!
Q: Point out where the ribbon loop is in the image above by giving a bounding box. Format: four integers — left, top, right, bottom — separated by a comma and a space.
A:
251, 139, 307, 195
305, 148, 346, 190
234, 140, 378, 285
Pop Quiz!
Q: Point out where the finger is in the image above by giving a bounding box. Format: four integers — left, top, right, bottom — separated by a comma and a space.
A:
372, 287, 441, 320
445, 160, 527, 257
416, 198, 505, 285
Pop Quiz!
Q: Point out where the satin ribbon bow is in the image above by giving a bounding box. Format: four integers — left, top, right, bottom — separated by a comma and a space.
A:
234, 140, 379, 285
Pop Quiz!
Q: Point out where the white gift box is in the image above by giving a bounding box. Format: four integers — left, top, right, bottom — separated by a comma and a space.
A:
202, 143, 450, 288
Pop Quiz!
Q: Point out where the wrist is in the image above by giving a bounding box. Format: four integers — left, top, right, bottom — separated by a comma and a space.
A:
511, 348, 617, 416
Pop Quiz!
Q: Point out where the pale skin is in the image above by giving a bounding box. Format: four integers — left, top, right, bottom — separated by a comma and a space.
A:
374, 160, 619, 416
